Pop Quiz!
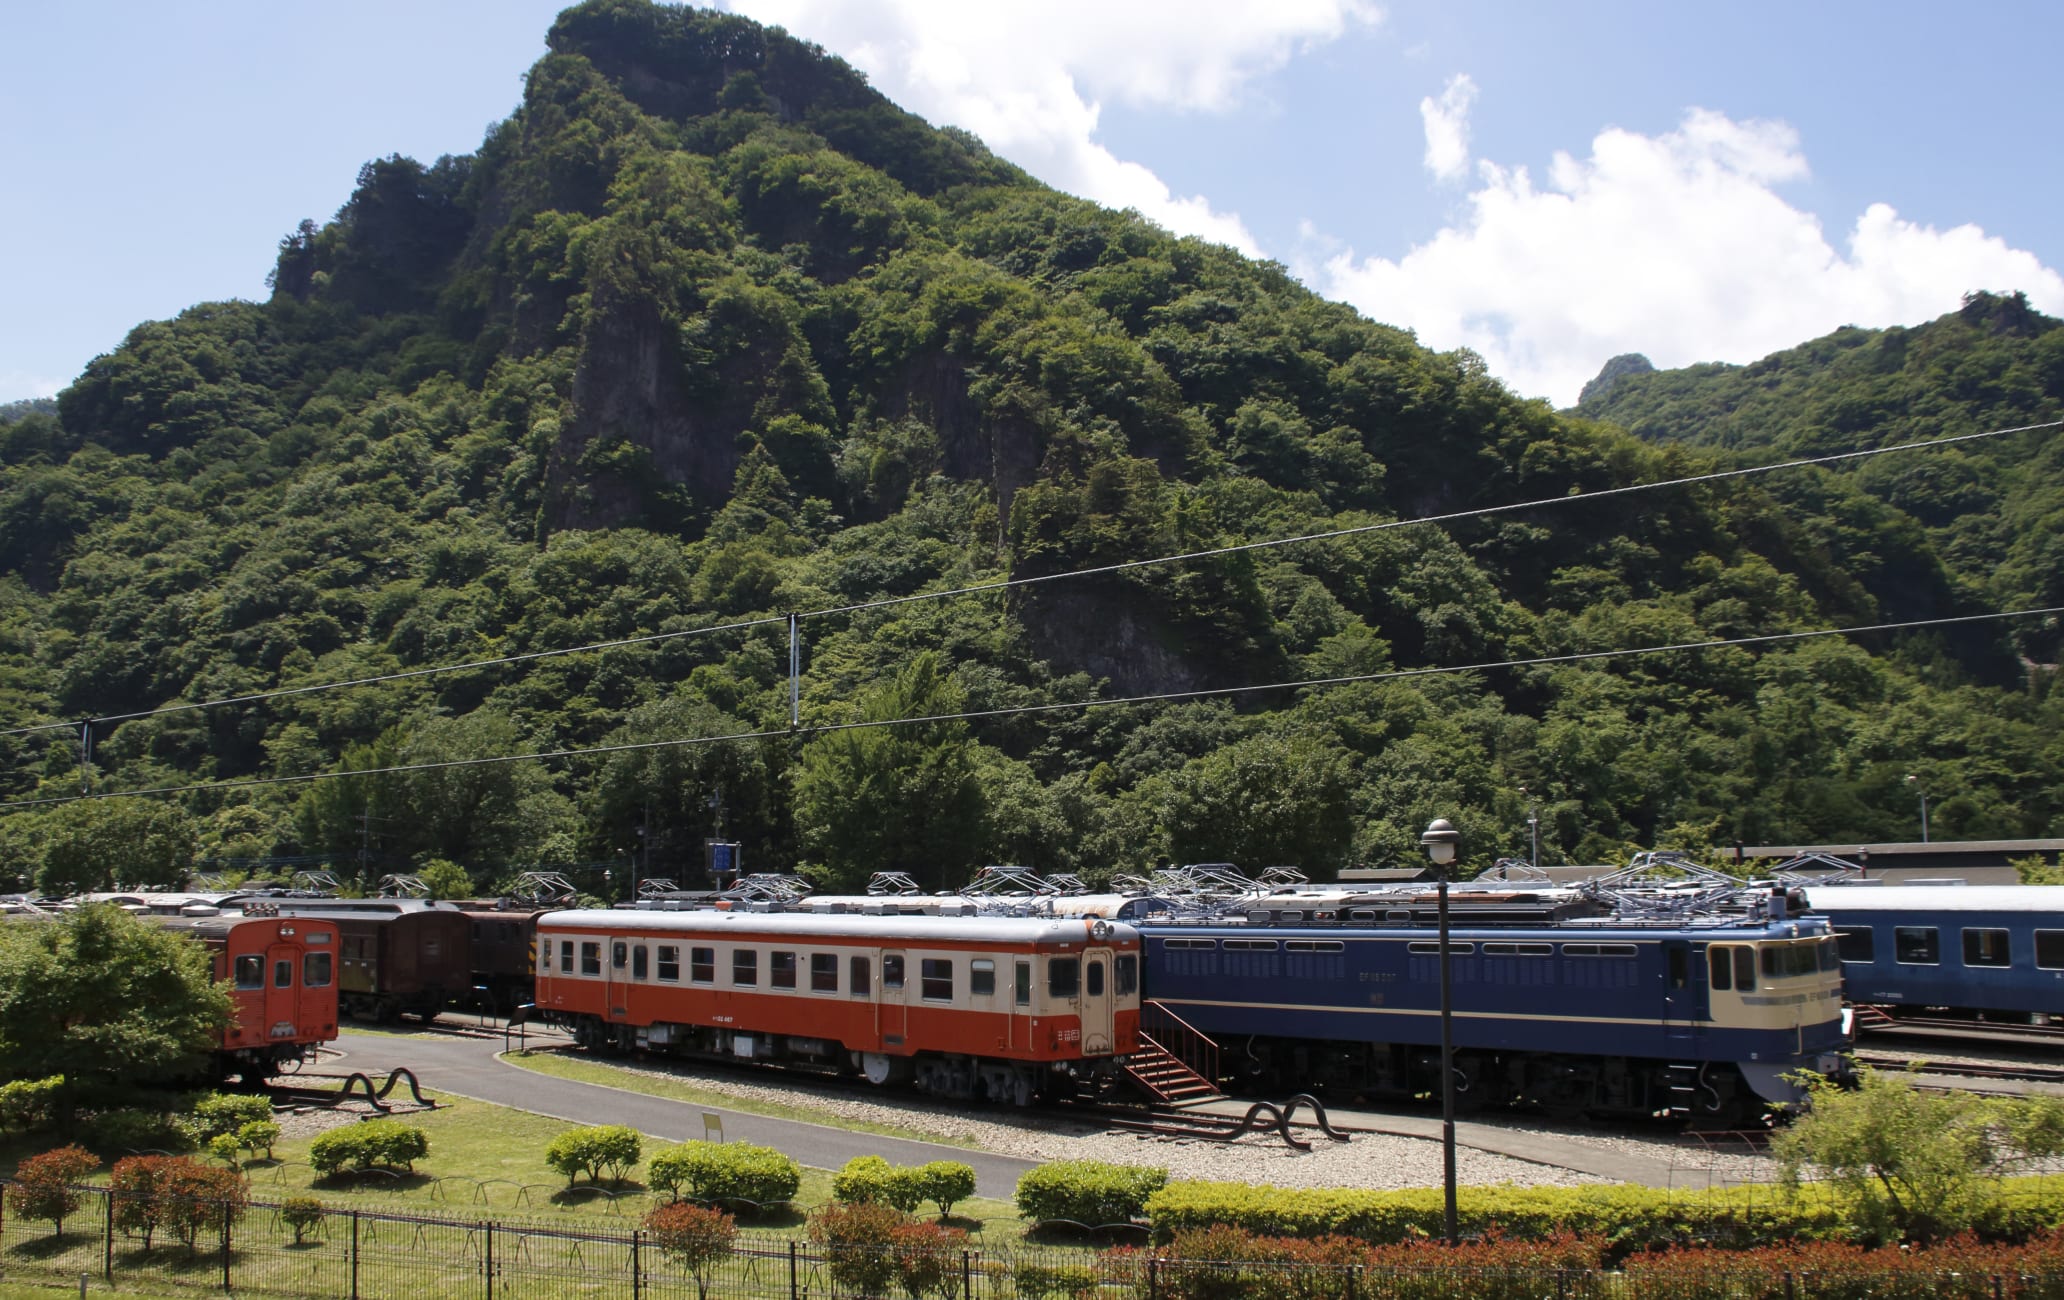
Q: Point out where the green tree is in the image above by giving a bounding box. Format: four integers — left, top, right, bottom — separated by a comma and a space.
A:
793, 654, 988, 892
416, 858, 476, 899
32, 798, 196, 895
0, 906, 230, 1110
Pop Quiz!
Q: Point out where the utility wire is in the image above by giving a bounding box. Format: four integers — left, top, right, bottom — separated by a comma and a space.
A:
5, 602, 2054, 812
1, 418, 2052, 743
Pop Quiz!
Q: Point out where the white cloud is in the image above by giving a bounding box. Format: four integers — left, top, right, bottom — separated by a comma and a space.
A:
723, 0, 1380, 252
0, 370, 64, 401
1419, 74, 1476, 181
1322, 108, 2064, 406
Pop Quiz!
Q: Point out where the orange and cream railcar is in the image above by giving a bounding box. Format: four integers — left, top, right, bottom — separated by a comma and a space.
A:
152, 910, 341, 1079
534, 910, 1142, 1104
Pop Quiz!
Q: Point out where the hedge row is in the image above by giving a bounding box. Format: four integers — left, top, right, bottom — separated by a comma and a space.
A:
1015, 1161, 1169, 1228
1143, 1179, 2064, 1253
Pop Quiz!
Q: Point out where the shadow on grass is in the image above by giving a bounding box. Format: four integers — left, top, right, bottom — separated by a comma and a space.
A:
6, 1231, 89, 1260
1022, 1221, 1151, 1248
312, 1168, 433, 1194
549, 1180, 650, 1210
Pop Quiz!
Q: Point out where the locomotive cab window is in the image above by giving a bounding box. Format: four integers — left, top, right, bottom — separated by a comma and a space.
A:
1963, 928, 2011, 968
1761, 943, 1819, 978
1086, 959, 1105, 998
1835, 928, 1875, 963
235, 956, 263, 990
1115, 954, 1138, 996
1049, 957, 1080, 999
581, 943, 601, 976
1709, 946, 1732, 991
970, 959, 996, 997
734, 950, 758, 986
657, 945, 680, 982
1895, 927, 1940, 965
304, 953, 332, 987
274, 960, 293, 988
772, 950, 797, 989
2037, 930, 2064, 970
690, 947, 715, 984
920, 959, 953, 1001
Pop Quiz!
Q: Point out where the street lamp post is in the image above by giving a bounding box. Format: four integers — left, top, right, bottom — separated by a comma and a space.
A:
1905, 774, 1929, 843
1521, 786, 1540, 871
1419, 817, 1461, 1247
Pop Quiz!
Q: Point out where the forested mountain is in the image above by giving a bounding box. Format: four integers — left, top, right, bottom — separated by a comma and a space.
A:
1, 0, 2058, 898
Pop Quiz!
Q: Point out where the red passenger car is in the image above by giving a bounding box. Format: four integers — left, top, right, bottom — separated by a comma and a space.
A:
153, 910, 340, 1079
535, 910, 1142, 1104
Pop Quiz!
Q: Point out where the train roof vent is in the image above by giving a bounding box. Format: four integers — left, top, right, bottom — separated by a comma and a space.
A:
1385, 909, 1414, 924
1277, 910, 1304, 923
180, 905, 220, 917
1246, 910, 1271, 924
1907, 878, 1969, 887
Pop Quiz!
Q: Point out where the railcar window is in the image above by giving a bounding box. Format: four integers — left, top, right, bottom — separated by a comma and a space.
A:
771, 951, 797, 989
1835, 928, 1875, 963
304, 953, 332, 987
633, 945, 648, 980
690, 947, 715, 984
883, 956, 905, 990
581, 943, 601, 976
971, 959, 996, 997
274, 959, 294, 988
810, 954, 839, 992
560, 941, 573, 974
1163, 938, 1216, 950
1284, 940, 1345, 952
1895, 927, 1940, 965
733, 949, 758, 986
1086, 960, 1105, 998
2038, 930, 2064, 970
1709, 947, 1732, 991
1408, 941, 1476, 955
1015, 960, 1032, 1007
235, 956, 263, 989
612, 942, 627, 971
1820, 937, 1841, 971
1115, 954, 1138, 995
921, 959, 954, 1001
1223, 940, 1279, 951
847, 956, 867, 996
1963, 928, 2011, 968
1482, 943, 1554, 956
1049, 957, 1080, 998
1734, 946, 1756, 991
657, 945, 680, 982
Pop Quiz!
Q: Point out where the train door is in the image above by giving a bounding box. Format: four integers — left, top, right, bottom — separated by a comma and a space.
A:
265, 941, 299, 1041
606, 939, 630, 1022
1081, 946, 1115, 1056
1662, 941, 1701, 1048
878, 950, 909, 1048
1010, 957, 1033, 1052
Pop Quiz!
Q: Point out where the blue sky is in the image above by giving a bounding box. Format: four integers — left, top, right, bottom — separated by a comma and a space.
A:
4, 1, 2060, 407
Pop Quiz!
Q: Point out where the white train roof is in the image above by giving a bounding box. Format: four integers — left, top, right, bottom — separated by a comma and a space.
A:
538, 908, 1136, 945
1804, 885, 2064, 913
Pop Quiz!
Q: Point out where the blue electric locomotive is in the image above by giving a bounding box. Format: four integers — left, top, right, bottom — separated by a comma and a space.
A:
1137, 885, 1849, 1123
1803, 885, 2064, 1020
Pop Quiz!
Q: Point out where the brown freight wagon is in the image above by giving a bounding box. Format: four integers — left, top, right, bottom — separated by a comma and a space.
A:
260, 898, 473, 1022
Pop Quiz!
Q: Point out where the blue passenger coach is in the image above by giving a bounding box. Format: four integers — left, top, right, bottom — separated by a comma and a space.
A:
1138, 890, 1848, 1123
1804, 885, 2064, 1019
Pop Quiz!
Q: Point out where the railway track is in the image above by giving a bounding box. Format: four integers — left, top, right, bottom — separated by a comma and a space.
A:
1852, 1052, 2064, 1087
1854, 1011, 2064, 1051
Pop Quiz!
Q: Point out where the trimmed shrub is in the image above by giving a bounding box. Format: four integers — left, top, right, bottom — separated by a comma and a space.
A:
207, 1134, 242, 1166
83, 1107, 191, 1154
644, 1201, 738, 1300
309, 1120, 430, 1177
915, 1161, 976, 1219
238, 1119, 281, 1159
110, 1154, 246, 1251
281, 1197, 325, 1245
545, 1124, 644, 1186
648, 1140, 801, 1209
8, 1144, 99, 1237
834, 1154, 924, 1211
0, 1075, 66, 1134
809, 1201, 908, 1298
1012, 1260, 1103, 1300
185, 1093, 274, 1142
1015, 1160, 1169, 1228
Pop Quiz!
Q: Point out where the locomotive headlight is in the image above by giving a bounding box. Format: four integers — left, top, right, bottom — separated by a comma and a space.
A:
1090, 920, 1113, 940
279, 924, 296, 937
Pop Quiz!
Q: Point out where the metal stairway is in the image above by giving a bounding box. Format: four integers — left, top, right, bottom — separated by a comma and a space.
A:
1125, 1000, 1224, 1103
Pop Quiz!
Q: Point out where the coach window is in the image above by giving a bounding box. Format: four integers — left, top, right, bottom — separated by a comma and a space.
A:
690, 947, 715, 984
560, 941, 574, 974
1115, 954, 1138, 996
235, 955, 264, 990
921, 959, 954, 1001
848, 956, 869, 996
1733, 946, 1756, 991
810, 953, 839, 992
1085, 958, 1105, 998
1895, 927, 1940, 965
883, 955, 905, 990
657, 945, 680, 982
772, 951, 797, 989
274, 959, 294, 988
633, 945, 649, 980
1015, 960, 1032, 1007
1709, 946, 1732, 991
734, 949, 758, 986
971, 959, 996, 997
1963, 928, 2011, 968
581, 942, 602, 976
304, 952, 332, 987
1835, 928, 1875, 963
1049, 956, 1080, 999
2038, 931, 2064, 970
612, 942, 627, 971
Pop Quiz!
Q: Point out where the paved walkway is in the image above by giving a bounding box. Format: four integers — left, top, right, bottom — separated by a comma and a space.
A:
333, 1028, 1040, 1199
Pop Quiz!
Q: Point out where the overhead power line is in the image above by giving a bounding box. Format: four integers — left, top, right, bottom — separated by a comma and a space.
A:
0, 417, 2053, 743
4, 602, 2055, 812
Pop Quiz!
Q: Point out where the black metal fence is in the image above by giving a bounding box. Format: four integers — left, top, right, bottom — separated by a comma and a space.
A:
9, 1185, 2064, 1299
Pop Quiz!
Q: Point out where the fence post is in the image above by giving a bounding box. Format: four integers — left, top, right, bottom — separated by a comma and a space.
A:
349, 1210, 359, 1300
220, 1200, 232, 1292
962, 1247, 972, 1299
1148, 1256, 1160, 1300
1557, 1267, 1569, 1300
633, 1227, 642, 1300
1783, 1270, 1795, 1300
789, 1238, 800, 1300
103, 1185, 114, 1280
486, 1220, 495, 1300
1349, 1262, 1361, 1300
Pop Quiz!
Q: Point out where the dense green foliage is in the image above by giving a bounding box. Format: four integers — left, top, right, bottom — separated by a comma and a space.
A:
543, 1122, 643, 1185
1, 1, 2058, 893
646, 1138, 801, 1207
308, 1120, 429, 1176
1014, 1160, 1169, 1227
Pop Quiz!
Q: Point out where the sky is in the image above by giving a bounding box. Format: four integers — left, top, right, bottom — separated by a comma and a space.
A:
3, 1, 2061, 408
